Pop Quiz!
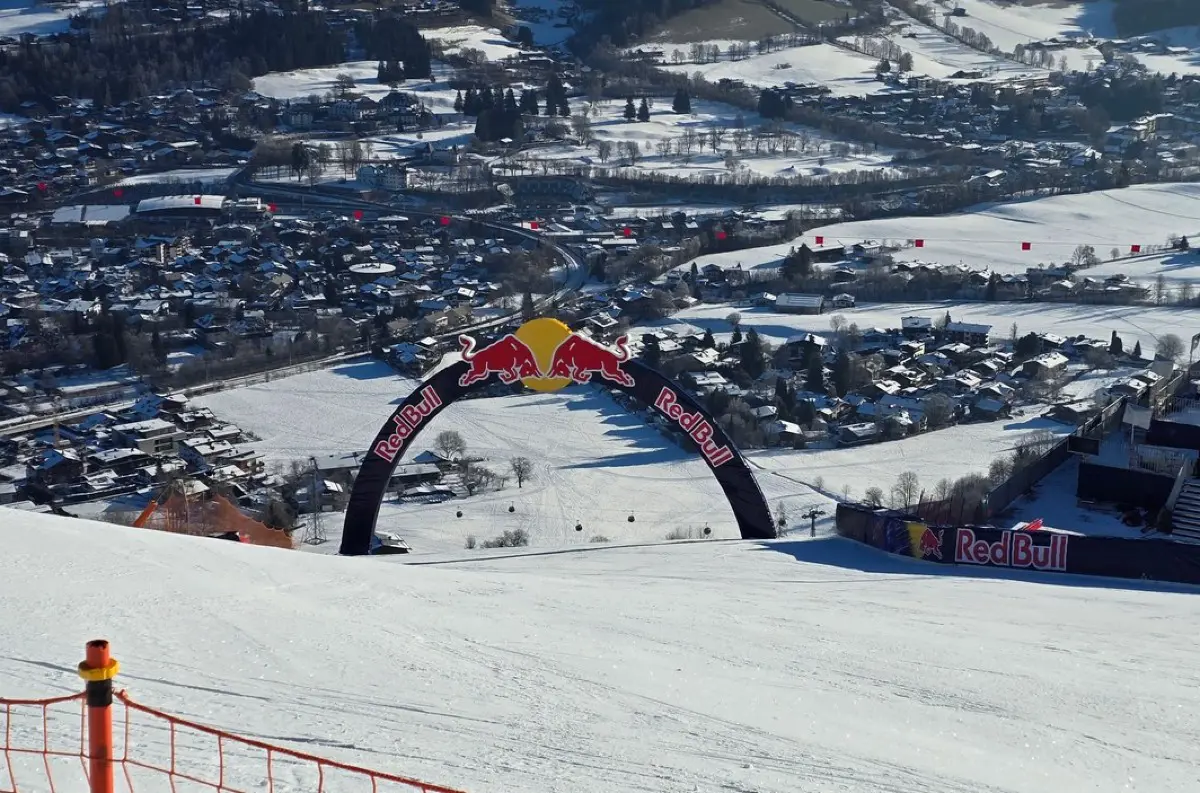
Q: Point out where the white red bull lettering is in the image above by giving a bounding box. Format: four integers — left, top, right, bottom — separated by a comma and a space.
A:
954, 528, 1068, 572
373, 386, 443, 462
653, 387, 735, 467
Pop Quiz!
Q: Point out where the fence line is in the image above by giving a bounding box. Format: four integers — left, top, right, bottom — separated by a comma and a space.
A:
2, 641, 468, 793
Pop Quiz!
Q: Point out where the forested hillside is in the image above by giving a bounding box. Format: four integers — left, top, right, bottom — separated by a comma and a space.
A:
1109, 0, 1200, 36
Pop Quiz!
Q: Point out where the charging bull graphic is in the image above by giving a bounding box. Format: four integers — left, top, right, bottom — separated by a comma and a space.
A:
459, 334, 542, 387
545, 334, 635, 387
457, 321, 635, 390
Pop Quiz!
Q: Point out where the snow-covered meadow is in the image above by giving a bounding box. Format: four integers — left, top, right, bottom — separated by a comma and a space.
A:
657, 41, 897, 97
680, 183, 1200, 279
4, 511, 1198, 793
0, 0, 106, 38
500, 96, 902, 181
862, 10, 1049, 82
252, 61, 462, 113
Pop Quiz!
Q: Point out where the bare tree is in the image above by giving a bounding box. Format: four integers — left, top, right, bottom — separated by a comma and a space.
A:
864, 486, 884, 506
923, 392, 955, 428
462, 462, 496, 495
1154, 274, 1168, 306
333, 73, 356, 98
596, 140, 612, 163
726, 312, 742, 328
891, 470, 920, 509
1156, 333, 1185, 361
435, 430, 466, 460
829, 314, 848, 336
570, 114, 594, 146
621, 140, 640, 166
510, 456, 534, 488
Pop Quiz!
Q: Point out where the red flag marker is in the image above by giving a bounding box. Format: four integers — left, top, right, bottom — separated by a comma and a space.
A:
530, 220, 539, 230
113, 187, 123, 198
37, 182, 47, 192
715, 230, 727, 240
353, 209, 363, 221
268, 203, 277, 213
814, 235, 824, 246
1021, 241, 1031, 251
193, 195, 202, 205
623, 227, 632, 237
1130, 244, 1141, 254
914, 238, 924, 248
440, 215, 451, 226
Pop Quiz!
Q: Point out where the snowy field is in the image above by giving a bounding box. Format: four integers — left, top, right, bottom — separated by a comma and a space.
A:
669, 301, 1200, 362
865, 10, 1048, 82
505, 97, 901, 181
253, 61, 461, 113
3, 512, 1198, 793
0, 0, 106, 37
116, 167, 239, 186
908, 0, 1200, 74
508, 0, 575, 46
688, 183, 1200, 278
424, 24, 529, 62
750, 410, 1073, 504
657, 41, 897, 97
193, 360, 833, 554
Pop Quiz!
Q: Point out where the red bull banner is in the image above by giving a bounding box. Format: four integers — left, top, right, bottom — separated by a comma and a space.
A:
341, 320, 775, 555
835, 503, 1200, 586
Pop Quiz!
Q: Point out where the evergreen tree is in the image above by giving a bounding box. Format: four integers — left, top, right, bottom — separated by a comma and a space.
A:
805, 348, 824, 394
545, 74, 566, 117
985, 273, 998, 301
463, 87, 479, 115
731, 326, 743, 345
624, 97, 637, 121
671, 88, 691, 114
1133, 340, 1142, 359
637, 97, 650, 122
740, 328, 764, 378
110, 313, 126, 364
832, 350, 852, 397
521, 289, 536, 320
781, 245, 812, 282
1109, 330, 1123, 356
151, 328, 166, 364
642, 336, 661, 369
504, 88, 518, 115
690, 261, 699, 283
701, 328, 715, 348
454, 90, 464, 113
520, 89, 539, 115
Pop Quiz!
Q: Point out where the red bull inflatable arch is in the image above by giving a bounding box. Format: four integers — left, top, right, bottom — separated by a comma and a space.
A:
340, 318, 776, 555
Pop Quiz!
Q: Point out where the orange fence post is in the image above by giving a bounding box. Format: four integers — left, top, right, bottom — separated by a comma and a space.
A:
77, 640, 119, 793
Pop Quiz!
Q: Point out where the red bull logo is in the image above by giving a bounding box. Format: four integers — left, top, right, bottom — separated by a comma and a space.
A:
457, 318, 636, 392
459, 334, 542, 387
917, 527, 943, 560
373, 386, 442, 462
955, 528, 1068, 572
545, 334, 635, 387
653, 387, 735, 467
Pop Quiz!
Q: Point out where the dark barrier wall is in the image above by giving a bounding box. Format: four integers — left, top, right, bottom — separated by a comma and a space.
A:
1147, 418, 1200, 452
1077, 461, 1175, 510
835, 503, 1200, 586
341, 357, 775, 554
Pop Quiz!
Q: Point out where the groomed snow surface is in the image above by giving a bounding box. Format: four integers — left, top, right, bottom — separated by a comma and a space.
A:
3, 512, 1198, 793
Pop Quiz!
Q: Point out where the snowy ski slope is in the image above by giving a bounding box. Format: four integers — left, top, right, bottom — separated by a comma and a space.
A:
3, 512, 1198, 793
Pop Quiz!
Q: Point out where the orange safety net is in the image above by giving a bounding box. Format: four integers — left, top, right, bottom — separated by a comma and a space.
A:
138, 493, 295, 550
1, 690, 469, 793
